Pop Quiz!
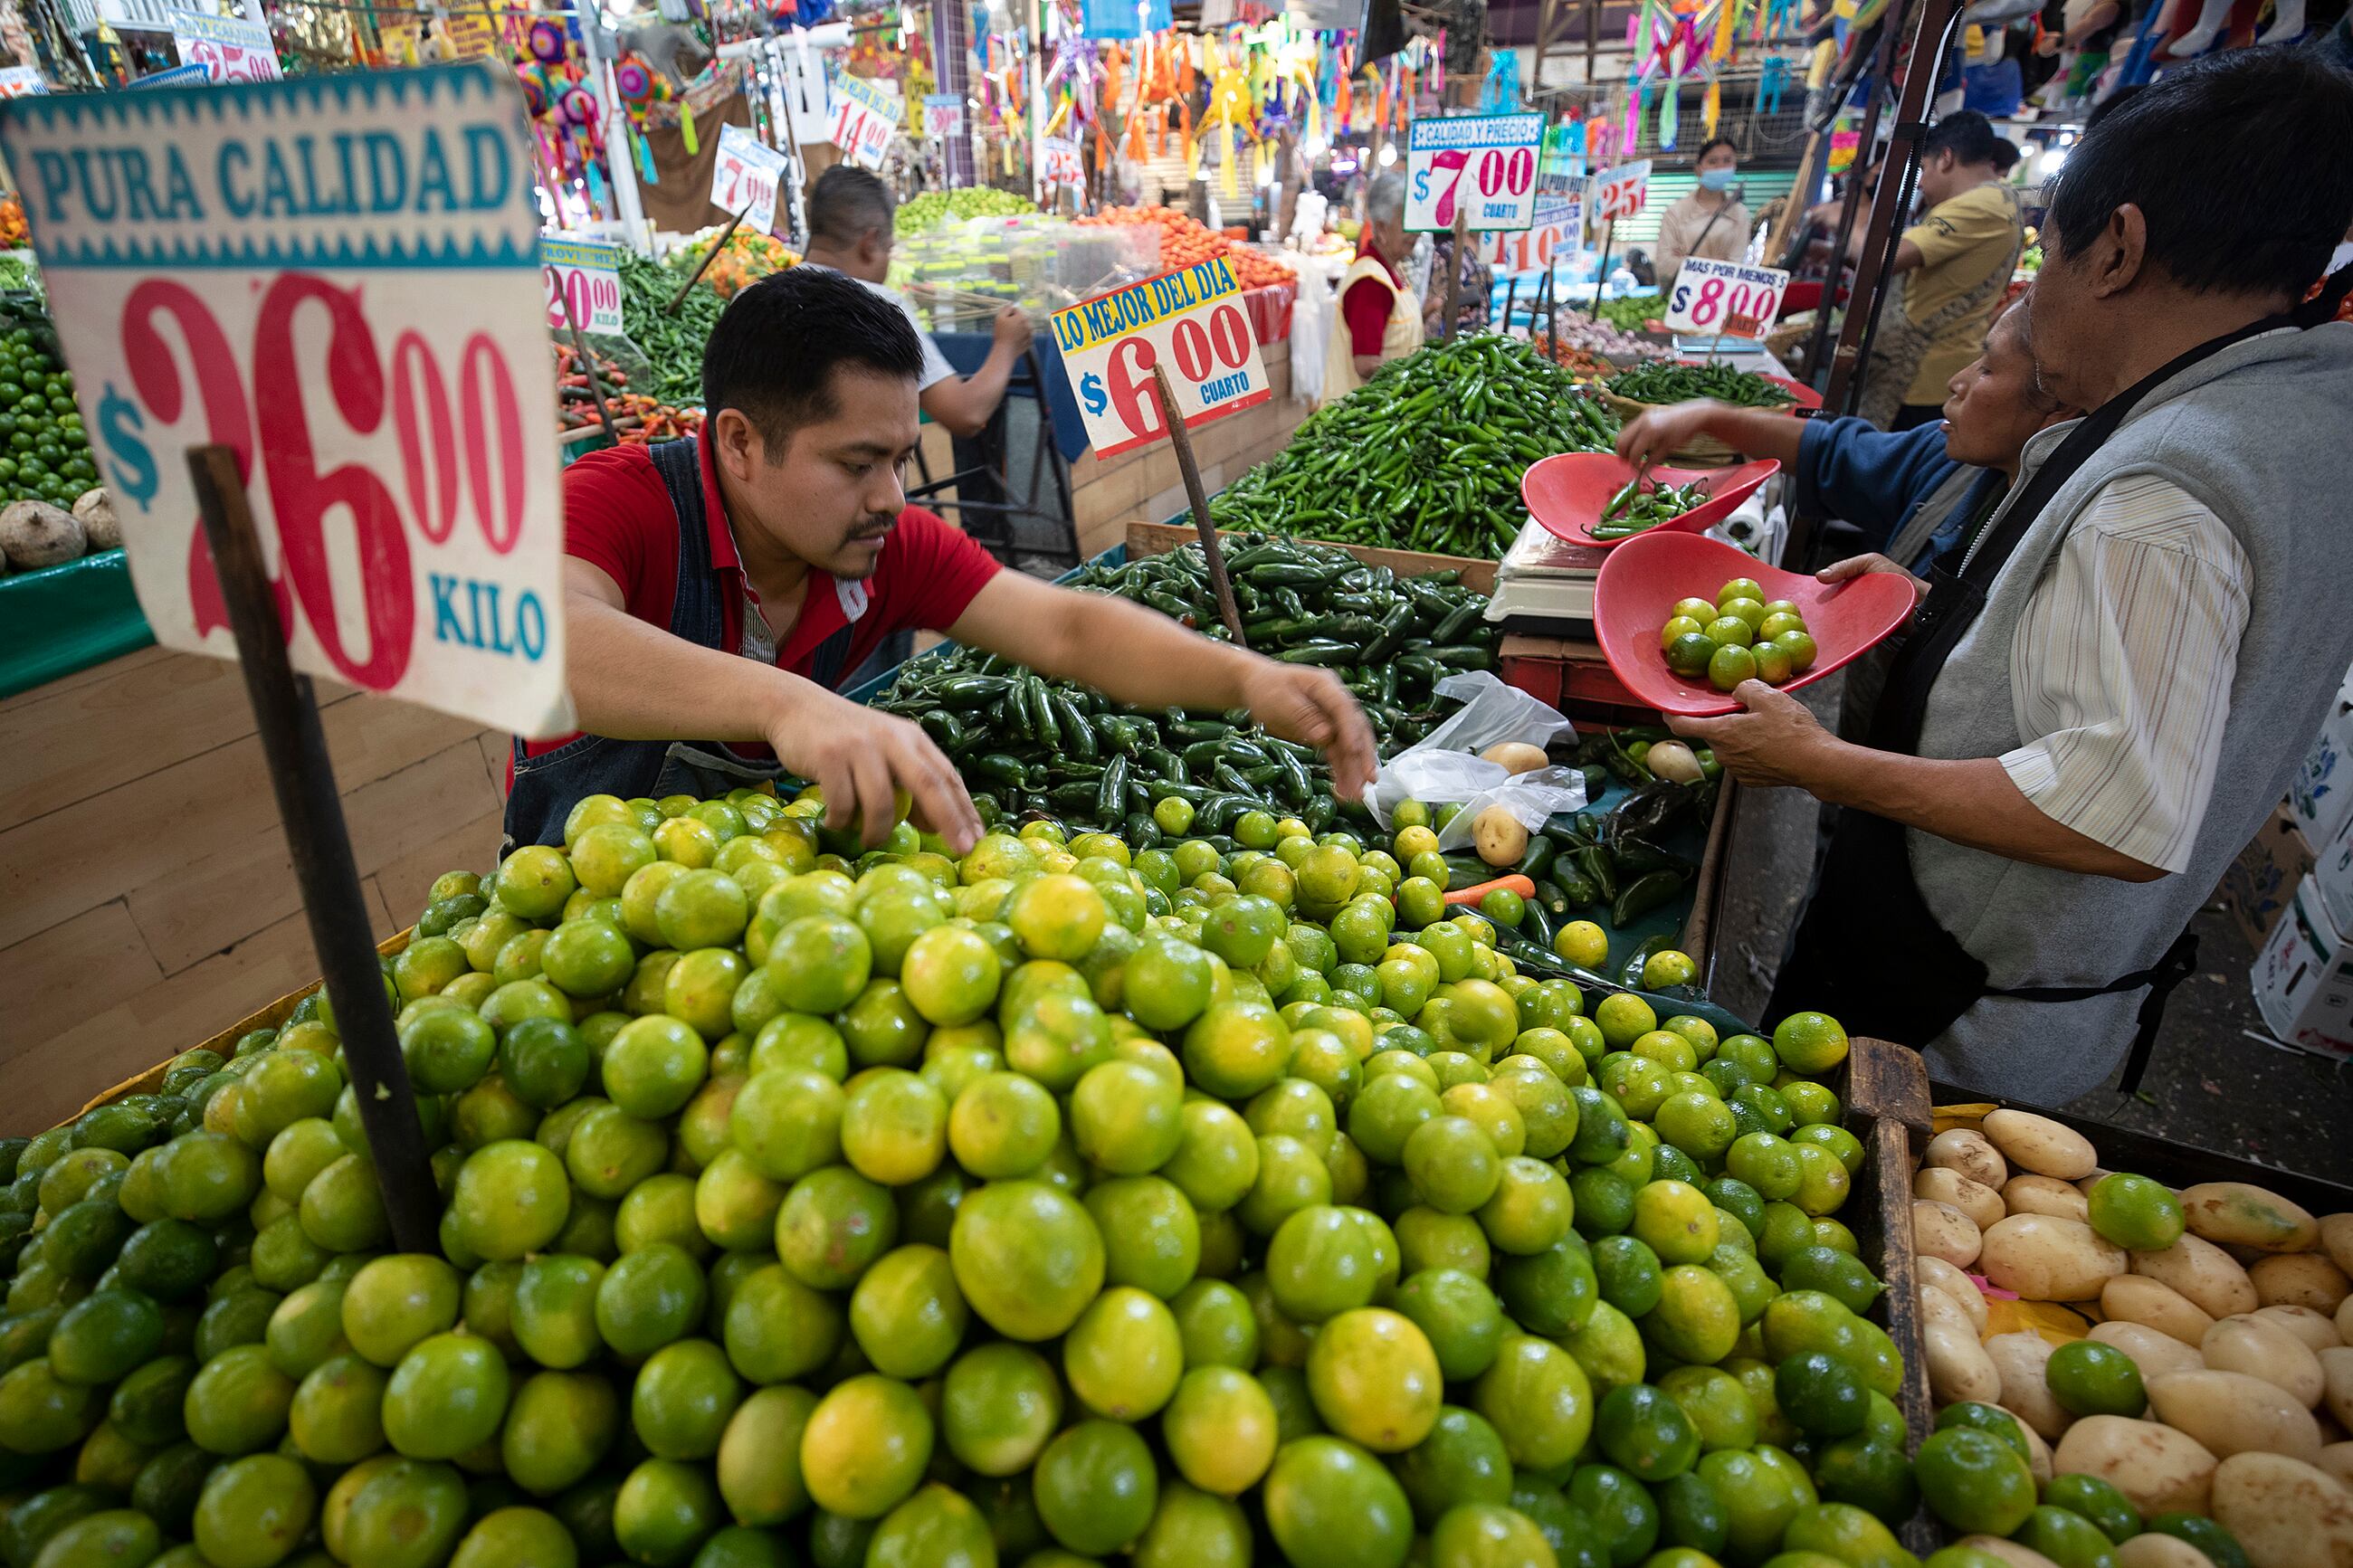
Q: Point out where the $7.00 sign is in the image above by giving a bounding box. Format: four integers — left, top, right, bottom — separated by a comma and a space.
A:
710, 125, 786, 236
540, 235, 624, 336
1663, 257, 1791, 340
0, 64, 573, 737
1405, 112, 1543, 233
1050, 258, 1270, 461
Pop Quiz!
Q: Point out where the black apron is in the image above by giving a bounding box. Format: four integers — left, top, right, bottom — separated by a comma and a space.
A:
1764, 316, 2310, 1059
503, 437, 864, 849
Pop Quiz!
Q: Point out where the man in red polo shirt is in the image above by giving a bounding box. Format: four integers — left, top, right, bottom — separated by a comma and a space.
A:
510, 266, 1375, 853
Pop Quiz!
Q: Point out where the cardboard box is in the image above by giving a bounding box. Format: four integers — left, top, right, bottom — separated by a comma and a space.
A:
2220, 804, 2316, 950
2316, 803, 2353, 940
2287, 669, 2353, 848
2249, 873, 2353, 1060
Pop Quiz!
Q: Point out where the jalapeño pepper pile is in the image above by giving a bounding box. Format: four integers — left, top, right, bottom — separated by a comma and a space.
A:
1207, 336, 1620, 557
867, 536, 1495, 833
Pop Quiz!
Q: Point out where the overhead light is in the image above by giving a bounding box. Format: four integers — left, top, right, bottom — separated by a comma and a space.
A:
1377, 143, 1397, 166
2042, 147, 2069, 173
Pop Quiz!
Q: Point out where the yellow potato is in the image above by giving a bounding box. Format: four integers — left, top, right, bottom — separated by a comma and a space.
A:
1472, 805, 1530, 868
2339, 1296, 2353, 1345
2207, 1451, 2353, 1568
2052, 1414, 2219, 1516
1927, 1127, 2011, 1191
2006, 1174, 2095, 1224
1920, 1283, 2004, 1405
2106, 1274, 2220, 1345
2321, 1215, 2353, 1279
2318, 1442, 2353, 1488
2136, 1233, 2263, 1321
2148, 1368, 2326, 1462
1918, 1165, 2008, 1231
1479, 741, 1550, 775
2089, 1319, 2209, 1382
2255, 1255, 2353, 1315
2118, 1533, 2232, 1568
2207, 1316, 2328, 1408
1963, 1537, 2064, 1568
2017, 1415, 2057, 1483
1920, 1254, 1991, 1334
2322, 1347, 2353, 1430
1986, 1331, 2074, 1440
1984, 1108, 2098, 1180
1981, 1212, 2129, 1304
2255, 1306, 2345, 1354
1916, 1198, 1985, 1269
2184, 1183, 2322, 1256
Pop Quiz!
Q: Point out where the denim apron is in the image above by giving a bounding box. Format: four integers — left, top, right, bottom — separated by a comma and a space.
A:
504, 437, 863, 848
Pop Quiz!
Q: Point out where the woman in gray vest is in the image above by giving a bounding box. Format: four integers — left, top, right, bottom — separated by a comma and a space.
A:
1670, 48, 2353, 1104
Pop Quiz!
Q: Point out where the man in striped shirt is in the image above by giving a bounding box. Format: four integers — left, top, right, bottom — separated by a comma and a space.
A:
1677, 49, 2353, 1103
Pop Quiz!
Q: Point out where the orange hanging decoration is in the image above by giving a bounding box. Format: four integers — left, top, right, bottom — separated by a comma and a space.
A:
1176, 41, 1195, 98
1178, 99, 1195, 169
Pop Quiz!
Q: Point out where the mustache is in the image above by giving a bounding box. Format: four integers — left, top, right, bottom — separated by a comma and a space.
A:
847, 513, 898, 542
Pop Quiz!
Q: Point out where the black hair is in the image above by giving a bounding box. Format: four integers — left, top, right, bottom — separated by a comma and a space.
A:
1990, 138, 2022, 175
2046, 47, 2353, 299
1693, 136, 1738, 166
1924, 110, 2001, 167
700, 267, 924, 448
807, 164, 896, 247
2081, 83, 2143, 133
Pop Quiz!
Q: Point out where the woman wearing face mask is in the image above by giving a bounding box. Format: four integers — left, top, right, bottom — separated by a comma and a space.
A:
1653, 138, 1751, 285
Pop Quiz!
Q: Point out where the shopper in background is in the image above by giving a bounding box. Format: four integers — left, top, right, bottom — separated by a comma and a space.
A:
516, 269, 1375, 853
1323, 171, 1423, 403
799, 166, 1033, 440
1654, 138, 1752, 283
1681, 48, 2353, 1103
1423, 228, 1495, 338
1853, 111, 2024, 429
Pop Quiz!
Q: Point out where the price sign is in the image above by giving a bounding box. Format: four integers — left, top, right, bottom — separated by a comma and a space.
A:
443, 13, 497, 61
710, 124, 786, 235
167, 12, 281, 82
1594, 159, 1651, 223
540, 235, 624, 336
1049, 257, 1270, 460
1481, 191, 1582, 271
0, 67, 47, 98
0, 64, 572, 737
1663, 256, 1791, 339
1405, 112, 1543, 233
922, 92, 965, 142
1039, 135, 1084, 189
827, 72, 900, 169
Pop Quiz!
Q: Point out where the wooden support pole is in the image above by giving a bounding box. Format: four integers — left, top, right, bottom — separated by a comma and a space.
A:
1149, 364, 1248, 648
186, 445, 441, 1255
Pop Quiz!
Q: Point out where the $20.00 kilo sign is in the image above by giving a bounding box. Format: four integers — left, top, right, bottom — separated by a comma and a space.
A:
0, 64, 573, 737
1050, 257, 1271, 461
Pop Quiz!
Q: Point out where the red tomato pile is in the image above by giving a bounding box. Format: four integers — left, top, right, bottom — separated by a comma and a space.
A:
1079, 204, 1296, 288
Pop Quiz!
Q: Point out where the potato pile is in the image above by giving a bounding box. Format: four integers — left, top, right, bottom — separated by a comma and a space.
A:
1910, 1107, 2353, 1568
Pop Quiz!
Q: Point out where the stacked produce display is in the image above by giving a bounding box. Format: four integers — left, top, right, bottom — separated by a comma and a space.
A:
672, 233, 801, 300
0, 289, 110, 574
897, 188, 1039, 235
1907, 1109, 2353, 1567
0, 750, 1936, 1568
866, 536, 1492, 832
1603, 364, 1798, 413
1207, 337, 1620, 556
554, 344, 705, 449
1075, 206, 1297, 290
619, 252, 729, 407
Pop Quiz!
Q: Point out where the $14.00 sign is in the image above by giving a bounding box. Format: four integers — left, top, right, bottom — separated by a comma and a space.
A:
1050, 258, 1269, 461
540, 235, 624, 337
1663, 257, 1791, 340
0, 64, 573, 737
1405, 112, 1543, 233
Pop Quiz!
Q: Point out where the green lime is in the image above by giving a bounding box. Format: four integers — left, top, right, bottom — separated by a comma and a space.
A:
1913, 1427, 2035, 1536
2044, 1339, 2147, 1418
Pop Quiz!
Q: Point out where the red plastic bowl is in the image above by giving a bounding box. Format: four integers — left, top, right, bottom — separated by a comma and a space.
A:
1593, 532, 1916, 717
1521, 454, 1781, 549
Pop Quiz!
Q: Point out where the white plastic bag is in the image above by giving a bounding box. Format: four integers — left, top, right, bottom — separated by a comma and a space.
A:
1368, 671, 1587, 838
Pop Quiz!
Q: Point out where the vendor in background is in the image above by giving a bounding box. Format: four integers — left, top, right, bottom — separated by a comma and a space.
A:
1424, 229, 1494, 338
512, 269, 1375, 852
1617, 297, 2078, 740
798, 166, 1033, 440
1678, 49, 2353, 1103
1654, 138, 1752, 283
1323, 172, 1424, 403
1853, 111, 2024, 430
